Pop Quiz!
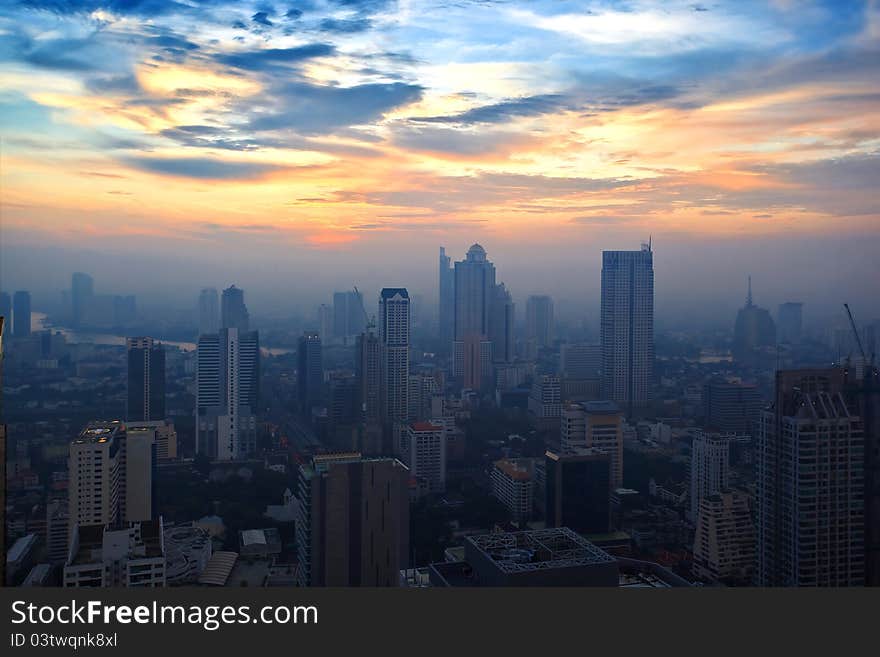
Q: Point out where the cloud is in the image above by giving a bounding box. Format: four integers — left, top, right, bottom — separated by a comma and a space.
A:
252, 11, 274, 27
214, 44, 335, 70
246, 81, 423, 134
122, 156, 289, 179
320, 18, 372, 33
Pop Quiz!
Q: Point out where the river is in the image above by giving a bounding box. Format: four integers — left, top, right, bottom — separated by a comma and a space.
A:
31, 313, 291, 356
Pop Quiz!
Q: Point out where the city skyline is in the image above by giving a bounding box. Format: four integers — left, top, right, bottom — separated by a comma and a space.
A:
0, 1, 878, 322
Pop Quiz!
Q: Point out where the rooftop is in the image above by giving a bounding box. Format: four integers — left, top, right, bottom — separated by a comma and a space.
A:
467, 528, 616, 574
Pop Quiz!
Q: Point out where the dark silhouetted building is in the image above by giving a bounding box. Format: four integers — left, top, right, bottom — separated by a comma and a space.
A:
545, 448, 611, 534
295, 453, 409, 587
438, 247, 454, 351
703, 380, 763, 434
453, 244, 495, 389
126, 337, 165, 422
297, 331, 323, 415
380, 288, 410, 425
198, 288, 219, 335
13, 290, 31, 337
489, 283, 515, 364
526, 294, 554, 351
220, 285, 249, 332
778, 302, 803, 344
71, 272, 94, 327
733, 277, 776, 360
333, 290, 366, 344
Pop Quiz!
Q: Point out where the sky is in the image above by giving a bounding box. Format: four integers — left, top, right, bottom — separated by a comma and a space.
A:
0, 0, 878, 325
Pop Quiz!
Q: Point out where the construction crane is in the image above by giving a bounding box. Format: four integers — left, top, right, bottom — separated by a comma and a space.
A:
844, 303, 872, 365
353, 286, 374, 330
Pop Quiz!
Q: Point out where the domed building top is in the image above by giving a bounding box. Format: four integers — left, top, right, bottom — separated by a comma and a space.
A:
466, 243, 487, 261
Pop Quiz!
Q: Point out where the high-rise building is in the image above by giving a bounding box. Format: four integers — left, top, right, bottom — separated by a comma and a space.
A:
198, 288, 219, 335
332, 290, 366, 344
297, 331, 323, 416
703, 380, 763, 434
46, 500, 69, 565
529, 375, 561, 429
545, 448, 611, 534
71, 272, 94, 327
600, 243, 654, 414
220, 285, 249, 332
379, 288, 410, 425
733, 277, 776, 360
0, 316, 6, 583
489, 283, 515, 364
0, 292, 10, 326
692, 491, 755, 585
526, 295, 554, 350
560, 401, 624, 489
404, 422, 447, 493
561, 343, 601, 380
490, 458, 535, 523
356, 326, 381, 424
295, 453, 409, 587
317, 303, 333, 342
689, 433, 730, 522
196, 328, 260, 460
128, 420, 177, 461
438, 247, 455, 349
126, 337, 165, 422
778, 302, 803, 344
757, 368, 865, 586
68, 421, 156, 535
12, 290, 31, 337
453, 244, 496, 389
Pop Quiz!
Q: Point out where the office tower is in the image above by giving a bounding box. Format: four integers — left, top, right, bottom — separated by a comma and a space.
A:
356, 326, 381, 423
733, 277, 776, 360
778, 302, 803, 344
489, 283, 515, 364
220, 284, 249, 331
126, 337, 166, 422
122, 424, 156, 523
46, 500, 69, 565
692, 491, 755, 585
333, 290, 366, 344
757, 368, 865, 586
689, 433, 730, 522
295, 453, 409, 587
71, 272, 94, 327
526, 295, 554, 350
297, 331, 324, 415
562, 343, 601, 379
408, 373, 438, 422
379, 288, 410, 424
438, 247, 455, 349
12, 290, 31, 337
198, 288, 219, 335
529, 375, 562, 430
404, 422, 447, 493
453, 244, 496, 389
0, 292, 10, 324
69, 423, 124, 532
317, 303, 333, 341
65, 519, 165, 588
196, 328, 260, 460
490, 458, 535, 523
600, 243, 654, 414
561, 401, 624, 489
128, 419, 177, 461
545, 448, 611, 534
703, 380, 764, 434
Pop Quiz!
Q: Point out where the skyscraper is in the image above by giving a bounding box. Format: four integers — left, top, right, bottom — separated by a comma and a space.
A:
332, 290, 366, 344
379, 288, 410, 425
693, 492, 755, 585
689, 433, 730, 522
757, 368, 865, 586
703, 380, 763, 434
404, 422, 447, 493
71, 272, 94, 327
295, 453, 409, 587
0, 292, 10, 325
778, 302, 803, 344
220, 285, 249, 332
453, 244, 495, 389
526, 295, 554, 350
560, 401, 623, 489
317, 303, 333, 342
438, 247, 454, 349
198, 288, 219, 336
297, 331, 323, 415
733, 277, 776, 360
356, 326, 381, 424
489, 283, 515, 364
600, 243, 654, 414
12, 290, 31, 337
545, 448, 611, 534
126, 337, 165, 422
196, 328, 260, 460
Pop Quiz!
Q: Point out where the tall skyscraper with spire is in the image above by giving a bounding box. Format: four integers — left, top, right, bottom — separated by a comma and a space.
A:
600, 242, 654, 414
221, 285, 250, 332
733, 277, 776, 360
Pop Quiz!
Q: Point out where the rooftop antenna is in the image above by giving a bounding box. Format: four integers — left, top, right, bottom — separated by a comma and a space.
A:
648, 235, 652, 252
746, 276, 753, 307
